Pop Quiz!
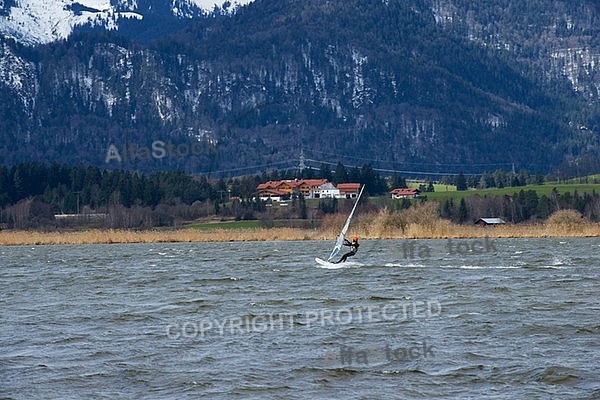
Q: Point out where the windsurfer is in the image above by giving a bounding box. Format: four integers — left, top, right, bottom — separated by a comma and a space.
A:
335, 236, 359, 263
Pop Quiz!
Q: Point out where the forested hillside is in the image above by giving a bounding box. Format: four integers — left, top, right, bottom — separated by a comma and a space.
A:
0, 0, 599, 177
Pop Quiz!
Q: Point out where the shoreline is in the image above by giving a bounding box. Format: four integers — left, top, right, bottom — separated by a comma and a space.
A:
1, 223, 599, 246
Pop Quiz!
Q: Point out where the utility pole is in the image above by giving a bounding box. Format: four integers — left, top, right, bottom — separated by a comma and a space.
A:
299, 150, 306, 171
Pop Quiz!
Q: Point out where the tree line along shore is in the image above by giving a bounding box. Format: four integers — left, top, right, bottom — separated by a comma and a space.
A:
1, 207, 598, 246
2, 162, 600, 243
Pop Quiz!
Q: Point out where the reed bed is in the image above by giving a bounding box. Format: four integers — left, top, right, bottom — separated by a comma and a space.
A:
0, 227, 331, 246
350, 207, 600, 239
1, 209, 598, 246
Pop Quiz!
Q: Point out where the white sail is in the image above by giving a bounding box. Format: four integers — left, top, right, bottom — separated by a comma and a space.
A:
327, 185, 365, 262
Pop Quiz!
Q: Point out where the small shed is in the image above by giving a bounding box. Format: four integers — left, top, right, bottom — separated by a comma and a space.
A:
475, 217, 506, 226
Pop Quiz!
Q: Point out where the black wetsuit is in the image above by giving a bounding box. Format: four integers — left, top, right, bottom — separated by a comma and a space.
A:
336, 239, 359, 263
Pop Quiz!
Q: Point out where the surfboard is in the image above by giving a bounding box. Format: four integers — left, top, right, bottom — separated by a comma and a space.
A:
315, 257, 346, 269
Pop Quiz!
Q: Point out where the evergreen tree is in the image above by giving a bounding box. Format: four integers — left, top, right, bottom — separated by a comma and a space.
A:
457, 198, 468, 223
360, 164, 386, 195
480, 171, 496, 188
334, 162, 348, 184
319, 163, 332, 181
347, 166, 361, 184
0, 166, 10, 206
456, 172, 468, 191
441, 198, 454, 219
299, 193, 307, 219
389, 171, 407, 189
426, 179, 435, 192
467, 175, 478, 188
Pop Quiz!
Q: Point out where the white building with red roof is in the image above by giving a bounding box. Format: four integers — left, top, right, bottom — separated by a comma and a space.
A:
256, 180, 361, 201
390, 187, 421, 199
336, 183, 361, 198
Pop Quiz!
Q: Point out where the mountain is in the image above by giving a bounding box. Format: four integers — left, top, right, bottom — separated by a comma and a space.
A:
431, 0, 600, 101
0, 0, 254, 45
1, 0, 599, 177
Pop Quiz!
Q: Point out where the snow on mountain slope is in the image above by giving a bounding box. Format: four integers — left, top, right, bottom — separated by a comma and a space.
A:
0, 0, 138, 45
0, 0, 254, 45
189, 0, 253, 11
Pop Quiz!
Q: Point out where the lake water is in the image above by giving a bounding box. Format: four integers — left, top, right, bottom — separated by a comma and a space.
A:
1, 237, 599, 399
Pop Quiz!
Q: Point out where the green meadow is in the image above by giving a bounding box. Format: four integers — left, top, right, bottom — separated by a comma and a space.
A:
407, 181, 457, 193
423, 183, 600, 202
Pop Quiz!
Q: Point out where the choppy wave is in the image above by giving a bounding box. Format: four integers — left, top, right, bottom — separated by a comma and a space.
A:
1, 238, 599, 398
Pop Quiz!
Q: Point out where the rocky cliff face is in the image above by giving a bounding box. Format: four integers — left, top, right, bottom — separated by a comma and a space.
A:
428, 0, 600, 100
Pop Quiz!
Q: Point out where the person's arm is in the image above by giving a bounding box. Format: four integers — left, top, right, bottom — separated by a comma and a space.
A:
343, 238, 351, 246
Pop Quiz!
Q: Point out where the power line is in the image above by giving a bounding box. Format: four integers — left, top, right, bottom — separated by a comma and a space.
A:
305, 148, 514, 168
208, 160, 293, 175
203, 153, 519, 178
303, 158, 484, 176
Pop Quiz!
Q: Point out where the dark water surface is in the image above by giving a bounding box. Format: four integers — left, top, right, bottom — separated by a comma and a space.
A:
1, 238, 599, 399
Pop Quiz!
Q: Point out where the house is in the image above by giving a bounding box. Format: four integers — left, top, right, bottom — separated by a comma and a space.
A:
256, 181, 289, 201
256, 180, 361, 200
257, 180, 284, 192
256, 188, 288, 202
475, 218, 506, 226
276, 180, 294, 194
336, 183, 361, 198
317, 182, 340, 198
390, 187, 421, 199
296, 179, 328, 198
256, 179, 327, 200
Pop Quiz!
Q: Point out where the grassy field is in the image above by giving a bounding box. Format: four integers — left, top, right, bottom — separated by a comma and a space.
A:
423, 183, 600, 202
556, 174, 600, 184
407, 181, 457, 192
307, 182, 600, 209
269, 181, 599, 206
